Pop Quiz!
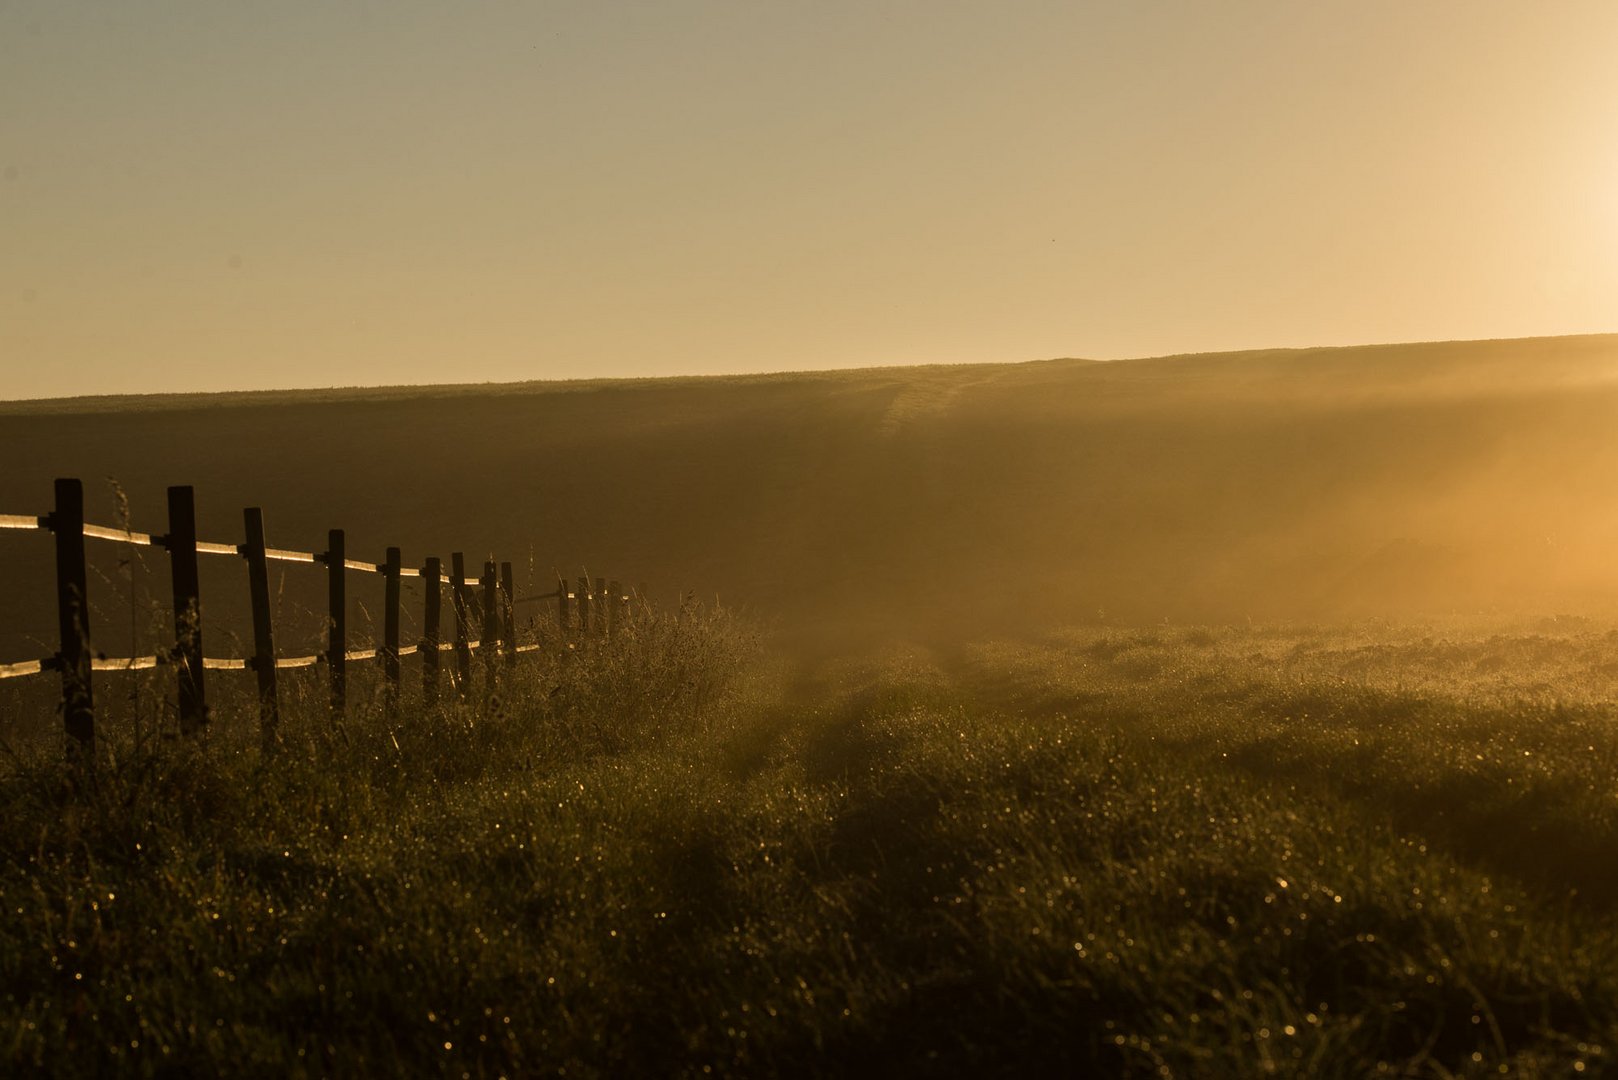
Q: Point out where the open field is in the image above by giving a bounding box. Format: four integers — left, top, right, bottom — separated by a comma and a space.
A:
7, 336, 1618, 1075
13, 0, 1618, 1071
4, 617, 1618, 1076
6, 334, 1618, 663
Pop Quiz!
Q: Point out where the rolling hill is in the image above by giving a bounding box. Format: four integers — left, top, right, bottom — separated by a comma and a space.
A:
3, 333, 1618, 662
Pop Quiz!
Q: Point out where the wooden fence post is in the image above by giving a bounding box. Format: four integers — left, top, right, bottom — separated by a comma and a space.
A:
607, 579, 622, 637
165, 485, 207, 735
422, 556, 441, 707
593, 576, 608, 637
557, 575, 571, 648
500, 561, 516, 668
326, 528, 346, 720
481, 559, 498, 700
242, 507, 279, 752
382, 546, 402, 710
577, 576, 592, 641
52, 478, 94, 759
451, 552, 471, 701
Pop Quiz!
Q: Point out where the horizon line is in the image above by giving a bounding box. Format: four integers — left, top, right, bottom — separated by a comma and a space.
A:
5, 328, 1616, 410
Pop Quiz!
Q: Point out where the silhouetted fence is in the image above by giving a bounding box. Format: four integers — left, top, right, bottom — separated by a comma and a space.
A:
0, 478, 640, 760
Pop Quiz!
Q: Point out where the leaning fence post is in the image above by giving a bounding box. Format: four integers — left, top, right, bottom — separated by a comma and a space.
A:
382, 546, 402, 710
165, 485, 207, 735
52, 478, 94, 759
451, 552, 471, 701
326, 528, 346, 720
481, 559, 499, 701
242, 507, 279, 752
593, 576, 608, 636
422, 556, 441, 707
500, 562, 517, 668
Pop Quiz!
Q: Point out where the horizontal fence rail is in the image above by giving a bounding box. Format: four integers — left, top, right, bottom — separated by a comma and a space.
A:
0, 478, 644, 760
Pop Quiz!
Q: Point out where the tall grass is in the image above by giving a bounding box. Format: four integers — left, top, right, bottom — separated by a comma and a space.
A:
2, 617, 1616, 1076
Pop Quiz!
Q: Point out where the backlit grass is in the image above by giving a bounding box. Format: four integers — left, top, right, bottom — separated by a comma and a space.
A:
3, 617, 1616, 1076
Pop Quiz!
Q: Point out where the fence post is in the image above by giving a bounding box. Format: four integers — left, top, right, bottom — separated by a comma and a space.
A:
577, 576, 592, 642
326, 528, 346, 720
481, 559, 499, 701
607, 579, 622, 637
165, 485, 207, 735
557, 575, 571, 649
593, 576, 608, 636
383, 546, 402, 710
422, 556, 441, 707
451, 552, 471, 701
52, 478, 94, 760
242, 507, 279, 752
501, 562, 517, 668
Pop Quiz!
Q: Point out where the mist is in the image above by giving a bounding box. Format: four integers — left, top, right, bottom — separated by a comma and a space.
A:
3, 334, 1616, 661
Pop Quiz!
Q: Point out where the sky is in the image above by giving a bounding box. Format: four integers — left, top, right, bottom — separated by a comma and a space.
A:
4, 1, 1618, 400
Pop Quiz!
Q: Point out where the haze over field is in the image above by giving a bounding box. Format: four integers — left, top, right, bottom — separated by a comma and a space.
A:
4, 334, 1618, 660
13, 4, 1618, 1074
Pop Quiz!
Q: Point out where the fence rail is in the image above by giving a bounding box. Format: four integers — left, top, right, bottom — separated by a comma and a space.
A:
0, 478, 641, 760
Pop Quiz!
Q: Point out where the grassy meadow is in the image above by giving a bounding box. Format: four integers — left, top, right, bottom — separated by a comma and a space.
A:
6, 336, 1618, 1074
4, 616, 1618, 1075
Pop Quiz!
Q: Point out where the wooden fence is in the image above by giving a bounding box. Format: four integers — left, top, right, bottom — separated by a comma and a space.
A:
0, 478, 639, 760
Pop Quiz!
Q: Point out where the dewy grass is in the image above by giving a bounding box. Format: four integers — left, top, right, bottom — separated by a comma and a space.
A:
3, 618, 1617, 1076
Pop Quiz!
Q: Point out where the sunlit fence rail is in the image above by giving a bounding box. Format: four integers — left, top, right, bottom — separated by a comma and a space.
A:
1, 478, 641, 761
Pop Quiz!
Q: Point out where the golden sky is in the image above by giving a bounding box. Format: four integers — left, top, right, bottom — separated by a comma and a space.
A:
4, 1, 1617, 399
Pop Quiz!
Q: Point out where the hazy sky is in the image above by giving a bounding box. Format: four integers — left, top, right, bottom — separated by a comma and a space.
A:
4, 1, 1617, 399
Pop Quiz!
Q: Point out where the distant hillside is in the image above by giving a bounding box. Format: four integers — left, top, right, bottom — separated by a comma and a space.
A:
3, 333, 1618, 659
